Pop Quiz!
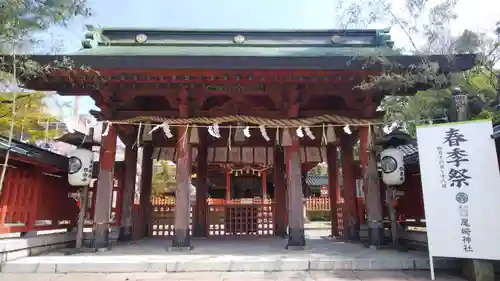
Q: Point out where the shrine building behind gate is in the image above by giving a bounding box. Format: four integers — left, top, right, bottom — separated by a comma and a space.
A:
17, 27, 475, 250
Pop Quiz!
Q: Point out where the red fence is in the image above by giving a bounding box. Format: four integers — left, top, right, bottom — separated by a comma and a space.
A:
0, 158, 125, 237
0, 166, 79, 235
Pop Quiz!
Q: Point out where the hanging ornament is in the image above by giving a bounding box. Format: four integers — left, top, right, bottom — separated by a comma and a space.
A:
281, 128, 292, 147
189, 126, 199, 144
227, 125, 233, 151
101, 122, 111, 137
142, 122, 153, 141
321, 124, 327, 146
304, 126, 315, 140
259, 125, 270, 141
367, 125, 372, 145
208, 125, 215, 137
243, 126, 251, 138
149, 123, 163, 135
213, 123, 221, 138
296, 126, 304, 138
162, 122, 173, 138
275, 127, 280, 145
134, 122, 142, 147
208, 123, 221, 138
234, 122, 245, 142
343, 124, 352, 135
326, 124, 337, 143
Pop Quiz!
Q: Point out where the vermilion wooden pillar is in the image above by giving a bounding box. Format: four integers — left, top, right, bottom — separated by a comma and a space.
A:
358, 127, 369, 224
340, 134, 359, 241
326, 144, 338, 237
139, 144, 153, 238
262, 170, 267, 198
172, 88, 193, 249
193, 130, 208, 237
119, 141, 138, 241
285, 129, 305, 248
225, 166, 231, 201
93, 123, 117, 250
361, 126, 384, 246
273, 146, 286, 237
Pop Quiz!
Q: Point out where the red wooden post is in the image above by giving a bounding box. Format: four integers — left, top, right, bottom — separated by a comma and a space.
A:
139, 145, 153, 238
358, 126, 369, 224
285, 89, 305, 248
225, 166, 231, 201
172, 88, 193, 249
273, 146, 286, 236
261, 169, 267, 198
326, 144, 338, 237
93, 123, 117, 249
119, 143, 138, 241
285, 130, 305, 247
194, 129, 208, 237
341, 134, 359, 241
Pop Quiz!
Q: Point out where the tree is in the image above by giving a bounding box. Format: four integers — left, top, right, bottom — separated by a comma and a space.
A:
0, 0, 90, 52
380, 26, 500, 136
308, 163, 327, 176
334, 0, 500, 135
151, 160, 177, 197
0, 0, 90, 144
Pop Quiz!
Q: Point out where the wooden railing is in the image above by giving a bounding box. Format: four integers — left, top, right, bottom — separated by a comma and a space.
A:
149, 198, 274, 238
207, 203, 274, 236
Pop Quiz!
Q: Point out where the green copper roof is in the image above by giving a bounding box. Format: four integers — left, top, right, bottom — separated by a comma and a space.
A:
19, 27, 474, 72
73, 45, 399, 57
73, 27, 397, 57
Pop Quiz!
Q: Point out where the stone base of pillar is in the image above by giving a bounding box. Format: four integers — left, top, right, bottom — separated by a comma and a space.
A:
92, 224, 111, 250
118, 226, 133, 241
343, 223, 360, 242
367, 224, 384, 247
286, 227, 305, 249
171, 229, 191, 249
168, 245, 193, 252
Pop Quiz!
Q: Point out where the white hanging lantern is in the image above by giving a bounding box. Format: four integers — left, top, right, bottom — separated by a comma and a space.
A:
68, 148, 94, 186
380, 147, 405, 186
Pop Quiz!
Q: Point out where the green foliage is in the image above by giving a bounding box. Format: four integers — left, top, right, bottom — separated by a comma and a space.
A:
0, 0, 89, 142
308, 164, 327, 176
0, 91, 61, 141
151, 160, 177, 197
0, 0, 90, 48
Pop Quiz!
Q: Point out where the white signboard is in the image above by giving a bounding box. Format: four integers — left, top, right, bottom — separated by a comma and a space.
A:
416, 120, 500, 260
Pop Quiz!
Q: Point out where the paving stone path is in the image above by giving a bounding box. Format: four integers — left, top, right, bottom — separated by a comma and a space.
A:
0, 271, 465, 281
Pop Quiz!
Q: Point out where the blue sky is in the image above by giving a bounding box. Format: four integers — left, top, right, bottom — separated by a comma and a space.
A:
41, 0, 500, 116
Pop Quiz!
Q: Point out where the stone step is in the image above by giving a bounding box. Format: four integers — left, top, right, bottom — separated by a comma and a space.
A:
1, 256, 459, 273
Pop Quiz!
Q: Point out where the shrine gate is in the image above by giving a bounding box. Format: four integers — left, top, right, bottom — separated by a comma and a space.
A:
17, 27, 475, 250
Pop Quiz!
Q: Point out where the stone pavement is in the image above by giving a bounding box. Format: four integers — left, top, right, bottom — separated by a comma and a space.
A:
304, 222, 330, 230
0, 271, 466, 280
0, 230, 458, 274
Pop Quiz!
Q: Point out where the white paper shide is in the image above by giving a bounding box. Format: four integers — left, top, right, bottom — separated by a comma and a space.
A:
416, 120, 500, 260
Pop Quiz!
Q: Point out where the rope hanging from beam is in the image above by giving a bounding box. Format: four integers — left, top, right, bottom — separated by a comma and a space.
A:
111, 114, 376, 127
